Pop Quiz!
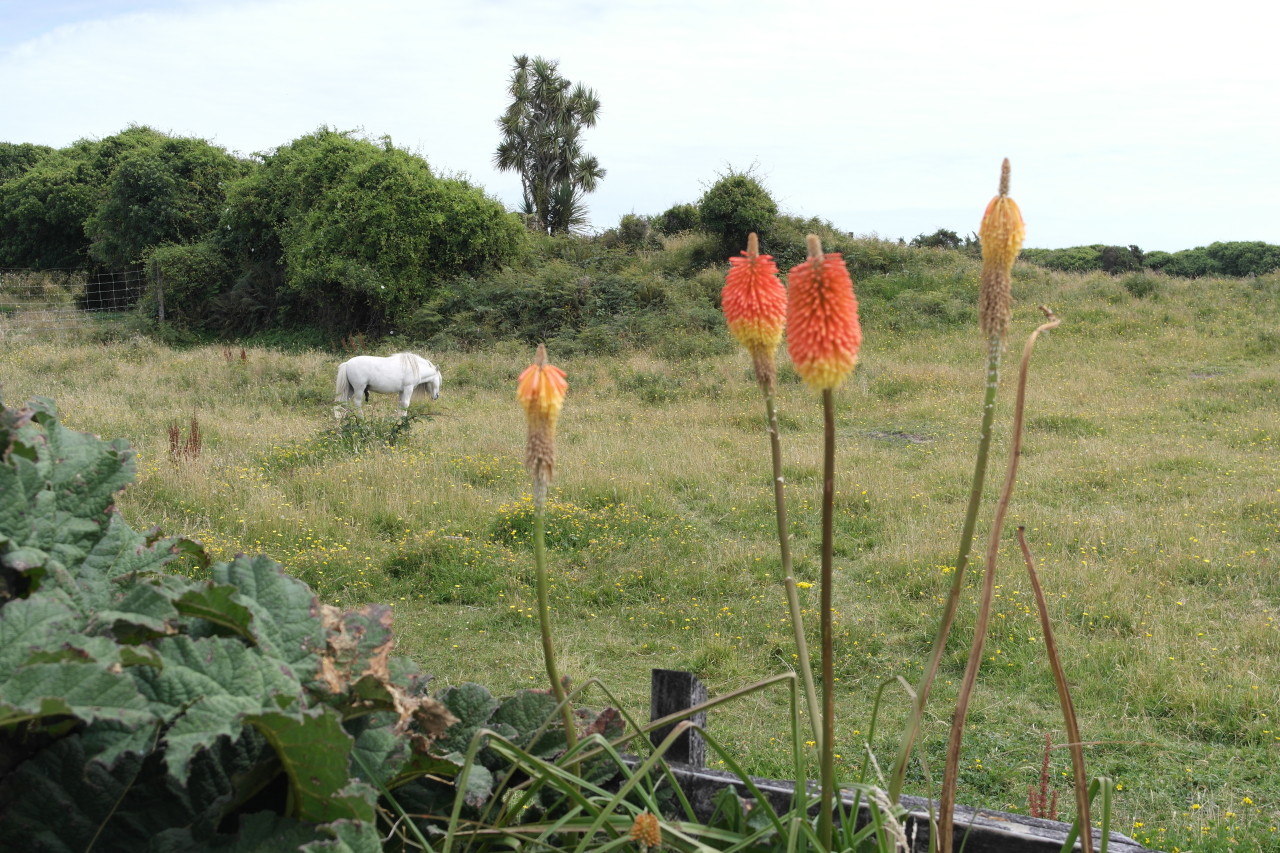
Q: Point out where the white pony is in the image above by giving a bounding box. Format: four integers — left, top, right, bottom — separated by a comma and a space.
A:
334, 353, 442, 418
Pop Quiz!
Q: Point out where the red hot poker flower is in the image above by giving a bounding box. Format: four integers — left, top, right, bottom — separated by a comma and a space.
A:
517, 344, 568, 500
723, 233, 787, 390
786, 235, 862, 391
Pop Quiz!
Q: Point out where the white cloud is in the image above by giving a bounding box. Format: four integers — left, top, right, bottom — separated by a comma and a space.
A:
2, 0, 1277, 249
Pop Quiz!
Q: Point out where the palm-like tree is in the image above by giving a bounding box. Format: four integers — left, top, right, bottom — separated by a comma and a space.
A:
494, 55, 605, 235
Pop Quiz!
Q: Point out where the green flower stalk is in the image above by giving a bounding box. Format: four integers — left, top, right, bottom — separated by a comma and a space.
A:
721, 233, 823, 750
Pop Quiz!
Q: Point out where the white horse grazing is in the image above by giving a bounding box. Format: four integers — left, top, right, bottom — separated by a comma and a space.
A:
334, 353, 442, 418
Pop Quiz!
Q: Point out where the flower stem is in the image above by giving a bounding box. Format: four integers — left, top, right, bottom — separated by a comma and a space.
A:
817, 388, 837, 851
889, 333, 1003, 807
939, 310, 1060, 853
765, 391, 823, 751
534, 501, 578, 754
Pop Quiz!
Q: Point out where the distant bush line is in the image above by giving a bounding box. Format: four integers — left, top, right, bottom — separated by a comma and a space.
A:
3, 130, 1276, 349
1019, 241, 1280, 278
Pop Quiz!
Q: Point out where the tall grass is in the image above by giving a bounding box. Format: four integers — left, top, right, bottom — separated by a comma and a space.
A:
1, 268, 1277, 851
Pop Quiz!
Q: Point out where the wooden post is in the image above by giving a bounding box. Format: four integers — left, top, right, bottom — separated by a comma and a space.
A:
649, 669, 707, 767
153, 268, 165, 324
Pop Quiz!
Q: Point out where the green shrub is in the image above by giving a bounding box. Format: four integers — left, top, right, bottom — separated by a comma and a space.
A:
1120, 271, 1161, 298
697, 169, 778, 255
910, 228, 963, 250
653, 202, 700, 234
144, 240, 234, 324
1099, 245, 1142, 274
217, 129, 526, 334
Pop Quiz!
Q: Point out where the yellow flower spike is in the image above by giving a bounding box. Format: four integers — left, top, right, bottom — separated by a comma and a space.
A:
722, 232, 787, 391
786, 234, 863, 391
978, 158, 1026, 340
516, 343, 567, 504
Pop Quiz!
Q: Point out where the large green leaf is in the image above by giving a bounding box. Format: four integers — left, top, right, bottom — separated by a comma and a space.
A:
0, 661, 153, 729
176, 582, 255, 639
0, 595, 80, 676
0, 734, 149, 853
490, 688, 566, 758
0, 400, 134, 559
246, 707, 375, 824
211, 555, 325, 681
434, 682, 500, 755
134, 635, 303, 779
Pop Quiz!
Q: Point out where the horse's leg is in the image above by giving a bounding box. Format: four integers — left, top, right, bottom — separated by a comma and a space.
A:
398, 387, 412, 418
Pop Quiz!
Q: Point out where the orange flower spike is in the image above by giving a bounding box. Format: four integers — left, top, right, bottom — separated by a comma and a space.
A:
723, 233, 787, 390
978, 158, 1026, 339
517, 344, 567, 501
629, 811, 662, 850
517, 343, 568, 426
786, 234, 863, 391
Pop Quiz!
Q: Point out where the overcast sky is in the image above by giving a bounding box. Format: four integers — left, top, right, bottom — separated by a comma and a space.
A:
1, 0, 1276, 251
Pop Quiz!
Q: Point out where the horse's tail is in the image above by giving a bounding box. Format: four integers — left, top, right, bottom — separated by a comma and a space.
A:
334, 362, 353, 403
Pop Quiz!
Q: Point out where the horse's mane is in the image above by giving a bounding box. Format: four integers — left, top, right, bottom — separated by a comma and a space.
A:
397, 352, 439, 389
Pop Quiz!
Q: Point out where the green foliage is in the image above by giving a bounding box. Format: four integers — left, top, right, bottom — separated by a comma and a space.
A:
0, 127, 220, 271
406, 252, 725, 352
494, 55, 605, 235
0, 142, 54, 183
1120, 271, 1161, 298
910, 228, 963, 250
85, 135, 250, 270
216, 128, 525, 334
1099, 245, 1143, 274
144, 240, 235, 324
697, 169, 778, 256
601, 213, 660, 250
0, 396, 595, 851
654, 202, 700, 235
1020, 244, 1105, 273
1025, 241, 1280, 278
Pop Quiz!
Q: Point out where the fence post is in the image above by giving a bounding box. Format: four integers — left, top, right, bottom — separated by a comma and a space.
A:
153, 268, 165, 324
649, 669, 707, 767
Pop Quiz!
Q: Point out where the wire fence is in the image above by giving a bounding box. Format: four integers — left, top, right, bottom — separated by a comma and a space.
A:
0, 269, 147, 339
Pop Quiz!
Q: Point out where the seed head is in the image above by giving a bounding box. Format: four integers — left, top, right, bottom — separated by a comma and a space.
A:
629, 811, 662, 849
978, 159, 1026, 339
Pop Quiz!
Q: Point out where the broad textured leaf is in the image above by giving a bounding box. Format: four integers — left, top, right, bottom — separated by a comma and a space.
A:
246, 707, 375, 824
0, 595, 80, 676
97, 577, 182, 637
434, 682, 499, 754
0, 733, 149, 853
0, 661, 153, 729
74, 514, 182, 600
211, 555, 324, 681
346, 712, 410, 786
491, 688, 565, 757
176, 582, 255, 639
134, 635, 303, 779
78, 716, 165, 767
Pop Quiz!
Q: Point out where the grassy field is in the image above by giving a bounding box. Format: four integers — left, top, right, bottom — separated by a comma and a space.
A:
2, 265, 1277, 852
